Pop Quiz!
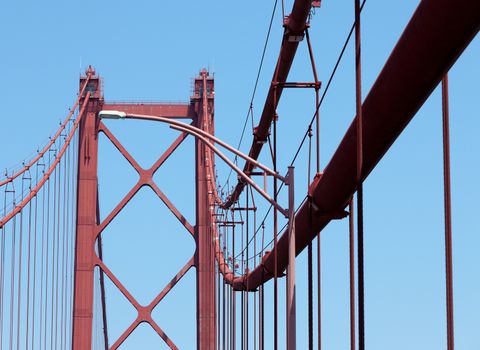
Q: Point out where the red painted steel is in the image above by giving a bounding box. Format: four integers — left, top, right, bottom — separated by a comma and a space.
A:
0, 87, 92, 228
225, 0, 480, 291
103, 71, 219, 349
102, 102, 195, 119
286, 167, 296, 350
96, 122, 193, 237
0, 76, 90, 188
3, 1, 478, 348
72, 68, 204, 350
72, 67, 102, 350
222, 0, 313, 209
94, 257, 192, 349
0, 110, 88, 229
194, 70, 217, 350
93, 123, 195, 349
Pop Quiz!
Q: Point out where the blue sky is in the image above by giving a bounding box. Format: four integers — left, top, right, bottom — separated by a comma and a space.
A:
0, 1, 479, 349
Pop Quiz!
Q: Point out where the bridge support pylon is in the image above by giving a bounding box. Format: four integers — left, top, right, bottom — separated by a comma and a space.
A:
193, 69, 217, 350
72, 66, 103, 350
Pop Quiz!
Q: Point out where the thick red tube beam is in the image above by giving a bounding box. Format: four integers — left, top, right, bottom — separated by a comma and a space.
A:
221, 0, 313, 209
230, 0, 480, 291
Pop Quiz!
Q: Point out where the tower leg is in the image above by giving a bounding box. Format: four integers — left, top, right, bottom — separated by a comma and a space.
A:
195, 69, 216, 350
72, 68, 102, 350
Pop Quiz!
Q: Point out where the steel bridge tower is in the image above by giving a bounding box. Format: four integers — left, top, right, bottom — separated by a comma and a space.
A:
72, 67, 217, 349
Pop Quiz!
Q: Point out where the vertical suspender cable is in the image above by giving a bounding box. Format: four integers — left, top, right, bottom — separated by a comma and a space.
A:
241, 217, 245, 350
227, 225, 231, 350
441, 75, 455, 350
232, 221, 236, 350
248, 185, 257, 350
9, 212, 16, 350
0, 186, 4, 347
354, 1, 365, 349
39, 169, 47, 350
0, 183, 6, 348
316, 214, 321, 350
246, 187, 250, 350
55, 146, 62, 350
31, 162, 40, 350
2, 183, 7, 349
273, 89, 279, 350
68, 123, 78, 349
307, 128, 313, 350
349, 199, 356, 350
25, 172, 33, 350
46, 148, 55, 350
16, 176, 26, 350
306, 28, 322, 349
49, 162, 56, 349
217, 259, 220, 350
44, 151, 52, 350
260, 223, 265, 350
60, 140, 68, 350
61, 137, 68, 350
51, 158, 59, 349
64, 131, 72, 349
223, 242, 226, 350
226, 224, 229, 350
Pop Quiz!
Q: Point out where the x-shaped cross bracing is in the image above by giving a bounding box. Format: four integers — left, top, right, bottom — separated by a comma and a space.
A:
94, 121, 196, 349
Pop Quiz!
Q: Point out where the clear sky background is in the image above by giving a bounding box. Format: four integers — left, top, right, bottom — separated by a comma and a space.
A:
0, 1, 479, 349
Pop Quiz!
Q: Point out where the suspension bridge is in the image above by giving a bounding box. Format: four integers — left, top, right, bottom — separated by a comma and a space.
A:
0, 0, 479, 349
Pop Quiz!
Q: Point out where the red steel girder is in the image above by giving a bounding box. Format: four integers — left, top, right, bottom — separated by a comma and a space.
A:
72, 69, 102, 350
222, 0, 313, 208
228, 0, 480, 290
194, 70, 217, 350
103, 102, 195, 119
